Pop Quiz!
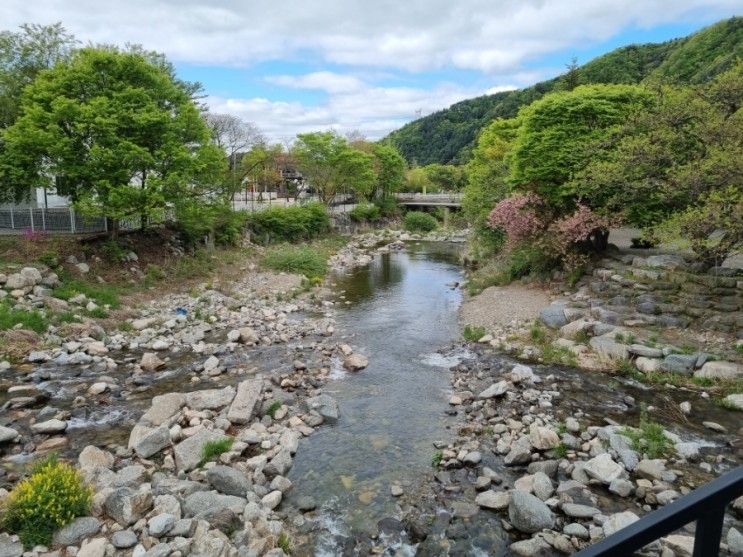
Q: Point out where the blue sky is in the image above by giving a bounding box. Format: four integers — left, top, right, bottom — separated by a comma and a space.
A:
5, 1, 741, 141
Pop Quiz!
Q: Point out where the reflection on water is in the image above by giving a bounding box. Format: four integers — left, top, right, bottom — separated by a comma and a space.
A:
288, 242, 464, 536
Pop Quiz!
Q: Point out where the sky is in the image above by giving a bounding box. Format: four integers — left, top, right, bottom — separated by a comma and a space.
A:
4, 1, 741, 143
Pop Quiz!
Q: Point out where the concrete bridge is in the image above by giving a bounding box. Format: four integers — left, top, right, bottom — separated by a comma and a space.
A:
394, 193, 463, 207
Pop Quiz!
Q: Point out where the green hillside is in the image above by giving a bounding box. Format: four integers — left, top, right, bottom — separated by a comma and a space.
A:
386, 17, 743, 165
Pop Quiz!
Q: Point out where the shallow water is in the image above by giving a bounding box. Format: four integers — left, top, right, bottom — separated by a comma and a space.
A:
288, 242, 465, 538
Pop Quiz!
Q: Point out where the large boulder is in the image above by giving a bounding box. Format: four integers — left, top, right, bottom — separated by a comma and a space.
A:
660, 354, 697, 375
227, 379, 262, 425
305, 394, 340, 422
129, 424, 171, 458
141, 393, 185, 425
508, 490, 554, 533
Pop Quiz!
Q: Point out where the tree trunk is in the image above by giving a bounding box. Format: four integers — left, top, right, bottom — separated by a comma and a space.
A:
107, 217, 120, 240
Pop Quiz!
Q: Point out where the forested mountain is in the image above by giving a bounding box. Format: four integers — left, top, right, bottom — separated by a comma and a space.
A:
386, 17, 743, 165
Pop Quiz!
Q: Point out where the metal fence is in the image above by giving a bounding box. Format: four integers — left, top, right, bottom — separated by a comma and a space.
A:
0, 207, 143, 235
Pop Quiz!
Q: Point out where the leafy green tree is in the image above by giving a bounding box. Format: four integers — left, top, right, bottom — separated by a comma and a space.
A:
292, 131, 374, 203
570, 61, 743, 228
0, 22, 77, 130
508, 84, 652, 207
0, 47, 224, 236
462, 117, 520, 253
404, 166, 432, 193
423, 163, 468, 191
370, 143, 405, 199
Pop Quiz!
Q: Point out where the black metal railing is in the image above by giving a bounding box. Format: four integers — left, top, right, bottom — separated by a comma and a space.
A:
575, 465, 743, 557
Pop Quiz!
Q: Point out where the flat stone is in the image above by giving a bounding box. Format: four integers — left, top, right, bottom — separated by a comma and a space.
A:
603, 511, 640, 537
52, 516, 101, 546
583, 453, 624, 484
141, 393, 185, 425
148, 513, 176, 537
504, 436, 533, 466
104, 487, 153, 526
305, 394, 340, 422
0, 426, 19, 443
628, 344, 663, 358
227, 379, 263, 425
589, 336, 629, 361
663, 534, 695, 557
31, 419, 67, 434
185, 386, 235, 410
509, 537, 552, 556
561, 503, 600, 518
660, 354, 697, 375
77, 538, 105, 557
182, 491, 247, 518
130, 424, 171, 458
0, 534, 22, 557
478, 380, 509, 399
475, 490, 510, 510
174, 428, 230, 471
694, 361, 743, 380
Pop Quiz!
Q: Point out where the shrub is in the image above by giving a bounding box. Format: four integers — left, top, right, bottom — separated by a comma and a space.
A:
487, 193, 546, 248
404, 211, 438, 232
431, 450, 443, 468
0, 303, 48, 333
262, 245, 327, 280
349, 202, 381, 223
463, 325, 487, 341
3, 456, 92, 548
375, 197, 400, 217
201, 437, 234, 465
176, 203, 249, 248
621, 407, 672, 458
145, 264, 166, 283
246, 203, 330, 245
101, 240, 127, 262
37, 250, 60, 268
266, 400, 282, 419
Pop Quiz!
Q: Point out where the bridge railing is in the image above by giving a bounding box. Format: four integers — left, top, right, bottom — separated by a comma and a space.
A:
575, 465, 743, 557
394, 192, 463, 203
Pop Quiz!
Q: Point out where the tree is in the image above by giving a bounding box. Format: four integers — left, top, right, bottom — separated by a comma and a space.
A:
0, 47, 224, 236
292, 131, 374, 203
404, 166, 432, 193
561, 56, 580, 91
205, 112, 263, 199
423, 163, 467, 191
508, 84, 652, 208
0, 22, 77, 130
240, 142, 284, 199
371, 143, 405, 199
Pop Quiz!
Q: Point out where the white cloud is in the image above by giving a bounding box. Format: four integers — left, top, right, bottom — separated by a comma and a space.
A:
4, 0, 738, 139
3, 0, 738, 72
209, 75, 512, 141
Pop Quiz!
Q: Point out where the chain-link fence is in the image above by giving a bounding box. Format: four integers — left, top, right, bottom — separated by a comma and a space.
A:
0, 207, 144, 235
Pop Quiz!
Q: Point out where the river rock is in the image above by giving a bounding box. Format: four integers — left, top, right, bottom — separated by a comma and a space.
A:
185, 386, 235, 410
77, 538, 105, 557
140, 352, 165, 371
105, 487, 153, 526
628, 344, 663, 358
635, 459, 665, 480
532, 472, 553, 500
561, 503, 600, 518
635, 356, 661, 373
660, 354, 697, 374
727, 528, 743, 556
238, 327, 259, 344
722, 394, 743, 411
504, 436, 533, 466
297, 496, 317, 511
111, 530, 138, 549
174, 428, 231, 471
0, 426, 19, 443
540, 303, 568, 328
79, 445, 114, 470
0, 534, 22, 557
343, 354, 369, 371
141, 393, 185, 426
31, 419, 67, 434
475, 490, 510, 510
227, 379, 263, 424
305, 394, 340, 422
148, 513, 176, 537
694, 361, 743, 379
589, 336, 629, 360
129, 424, 171, 458
261, 490, 282, 510
509, 537, 552, 557
52, 516, 101, 546
183, 491, 246, 518
508, 490, 555, 533
583, 453, 624, 484
207, 466, 250, 497
603, 511, 640, 537
478, 380, 509, 399
529, 424, 559, 450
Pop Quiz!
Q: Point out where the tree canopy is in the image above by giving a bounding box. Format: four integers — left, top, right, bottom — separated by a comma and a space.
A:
0, 47, 224, 233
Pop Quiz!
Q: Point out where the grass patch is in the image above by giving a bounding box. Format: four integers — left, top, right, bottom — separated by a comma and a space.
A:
553, 443, 568, 458
0, 303, 48, 334
51, 277, 123, 309
431, 450, 443, 468
266, 400, 282, 419
463, 324, 487, 342
717, 397, 742, 412
277, 532, 292, 554
541, 344, 577, 366
2, 455, 92, 548
262, 245, 328, 280
621, 407, 672, 459
530, 322, 546, 343
200, 437, 234, 465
